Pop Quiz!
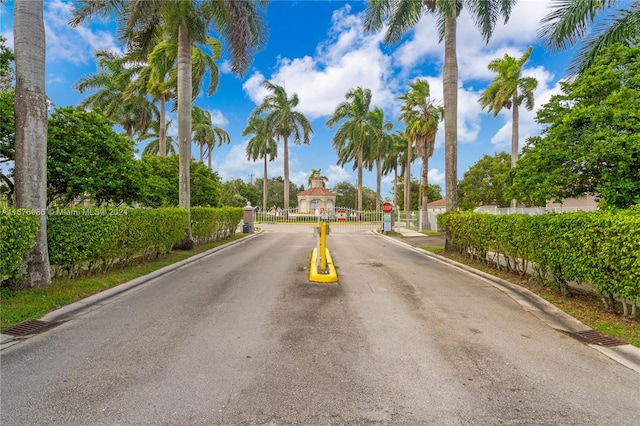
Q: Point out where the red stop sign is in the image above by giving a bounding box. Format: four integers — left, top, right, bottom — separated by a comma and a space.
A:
381, 202, 393, 213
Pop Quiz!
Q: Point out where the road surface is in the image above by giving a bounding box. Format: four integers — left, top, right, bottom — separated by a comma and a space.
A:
1, 230, 639, 425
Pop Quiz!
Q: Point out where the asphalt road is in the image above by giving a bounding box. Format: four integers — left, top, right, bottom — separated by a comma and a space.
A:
1, 230, 639, 425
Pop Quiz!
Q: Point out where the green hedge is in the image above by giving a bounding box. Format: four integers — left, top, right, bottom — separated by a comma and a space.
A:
439, 210, 640, 306
47, 207, 189, 278
191, 206, 242, 244
1, 206, 244, 282
0, 209, 40, 282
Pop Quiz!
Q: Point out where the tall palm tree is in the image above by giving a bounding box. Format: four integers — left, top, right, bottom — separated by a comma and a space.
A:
382, 131, 410, 208
192, 105, 230, 169
71, 0, 268, 249
250, 80, 313, 215
128, 36, 222, 157
13, 0, 51, 287
327, 86, 374, 213
539, 0, 640, 75
364, 107, 394, 211
365, 0, 514, 212
479, 47, 537, 208
244, 115, 277, 210
74, 50, 157, 140
399, 79, 443, 230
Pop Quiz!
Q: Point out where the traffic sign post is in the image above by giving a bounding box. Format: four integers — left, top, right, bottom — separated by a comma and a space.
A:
381, 202, 394, 233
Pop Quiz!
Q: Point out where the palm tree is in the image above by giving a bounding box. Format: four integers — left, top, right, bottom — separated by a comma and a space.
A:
138, 120, 177, 156
13, 0, 51, 287
244, 115, 277, 210
326, 86, 374, 213
192, 105, 230, 169
479, 47, 537, 208
538, 0, 640, 75
250, 81, 313, 215
364, 107, 394, 211
71, 0, 268, 249
382, 131, 410, 209
365, 0, 515, 212
307, 168, 329, 187
399, 79, 443, 231
74, 50, 157, 140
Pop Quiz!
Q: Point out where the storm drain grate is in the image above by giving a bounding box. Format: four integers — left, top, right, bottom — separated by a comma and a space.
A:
567, 329, 626, 347
1, 320, 62, 337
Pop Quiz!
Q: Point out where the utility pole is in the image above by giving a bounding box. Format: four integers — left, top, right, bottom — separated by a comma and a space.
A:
249, 173, 254, 185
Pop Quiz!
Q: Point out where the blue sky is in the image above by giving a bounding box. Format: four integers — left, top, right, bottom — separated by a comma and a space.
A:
1, 0, 577, 200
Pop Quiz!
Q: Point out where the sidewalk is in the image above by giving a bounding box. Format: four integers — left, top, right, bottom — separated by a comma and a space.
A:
394, 226, 426, 237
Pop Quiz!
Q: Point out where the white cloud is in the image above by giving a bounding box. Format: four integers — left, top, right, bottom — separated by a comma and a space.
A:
209, 109, 229, 127
428, 168, 445, 185
242, 4, 396, 120
44, 0, 122, 65
325, 165, 351, 187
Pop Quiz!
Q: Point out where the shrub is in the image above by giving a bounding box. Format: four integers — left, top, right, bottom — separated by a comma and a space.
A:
0, 209, 39, 283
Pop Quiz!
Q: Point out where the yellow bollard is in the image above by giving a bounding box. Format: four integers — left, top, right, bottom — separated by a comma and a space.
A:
309, 221, 338, 283
319, 221, 327, 271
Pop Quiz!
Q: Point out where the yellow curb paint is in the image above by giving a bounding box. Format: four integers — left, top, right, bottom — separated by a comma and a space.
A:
309, 247, 338, 283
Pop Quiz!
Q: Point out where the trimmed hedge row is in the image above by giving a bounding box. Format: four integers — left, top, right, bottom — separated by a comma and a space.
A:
439, 211, 640, 311
191, 206, 242, 244
47, 208, 189, 278
1, 207, 244, 282
0, 210, 40, 281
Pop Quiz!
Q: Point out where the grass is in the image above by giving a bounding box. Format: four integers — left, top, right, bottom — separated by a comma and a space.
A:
1, 234, 247, 329
437, 250, 640, 348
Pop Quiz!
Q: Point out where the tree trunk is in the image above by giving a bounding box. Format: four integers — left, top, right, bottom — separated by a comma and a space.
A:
443, 14, 458, 212
420, 155, 429, 232
511, 97, 519, 209
375, 157, 382, 211
283, 134, 289, 218
13, 0, 51, 288
262, 156, 268, 210
405, 139, 411, 227
159, 93, 166, 156
176, 24, 193, 249
357, 146, 363, 213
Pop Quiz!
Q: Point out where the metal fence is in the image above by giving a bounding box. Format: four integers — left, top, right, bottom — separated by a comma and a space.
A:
255, 206, 384, 233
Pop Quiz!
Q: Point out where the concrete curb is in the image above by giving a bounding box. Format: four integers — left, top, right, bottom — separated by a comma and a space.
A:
1, 232, 264, 350
376, 231, 640, 375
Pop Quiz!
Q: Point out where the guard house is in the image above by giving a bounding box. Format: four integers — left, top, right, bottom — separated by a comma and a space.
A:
297, 172, 336, 214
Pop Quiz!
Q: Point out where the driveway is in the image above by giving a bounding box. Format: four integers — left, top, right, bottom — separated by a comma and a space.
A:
1, 230, 638, 425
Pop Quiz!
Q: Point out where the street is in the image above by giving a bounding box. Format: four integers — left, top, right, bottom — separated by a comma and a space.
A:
1, 229, 639, 425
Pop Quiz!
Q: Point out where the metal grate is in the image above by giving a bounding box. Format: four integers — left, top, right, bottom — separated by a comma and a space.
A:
1, 320, 62, 337
566, 329, 626, 347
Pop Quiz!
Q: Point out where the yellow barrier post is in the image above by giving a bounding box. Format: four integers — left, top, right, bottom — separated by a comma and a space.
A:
309, 220, 338, 283
319, 221, 327, 271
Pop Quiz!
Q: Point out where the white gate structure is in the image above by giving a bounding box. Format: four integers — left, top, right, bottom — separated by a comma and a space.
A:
255, 206, 383, 233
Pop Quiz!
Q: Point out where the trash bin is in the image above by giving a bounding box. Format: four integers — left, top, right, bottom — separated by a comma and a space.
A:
242, 223, 251, 233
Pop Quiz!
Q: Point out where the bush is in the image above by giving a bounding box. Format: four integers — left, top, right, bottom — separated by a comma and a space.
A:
0, 209, 39, 283
440, 210, 640, 312
191, 206, 242, 244
47, 207, 188, 278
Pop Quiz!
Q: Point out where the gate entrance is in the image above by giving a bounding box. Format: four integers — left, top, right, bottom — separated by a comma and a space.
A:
255, 207, 383, 233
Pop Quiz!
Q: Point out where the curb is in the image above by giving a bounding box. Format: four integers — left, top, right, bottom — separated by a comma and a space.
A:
376, 231, 640, 375
1, 232, 263, 350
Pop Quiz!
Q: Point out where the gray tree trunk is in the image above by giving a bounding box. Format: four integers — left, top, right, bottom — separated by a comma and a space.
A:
13, 0, 51, 287
444, 14, 458, 212
404, 139, 411, 227
177, 24, 193, 249
420, 156, 429, 232
511, 98, 519, 209
159, 93, 166, 156
357, 147, 363, 213
283, 135, 289, 218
